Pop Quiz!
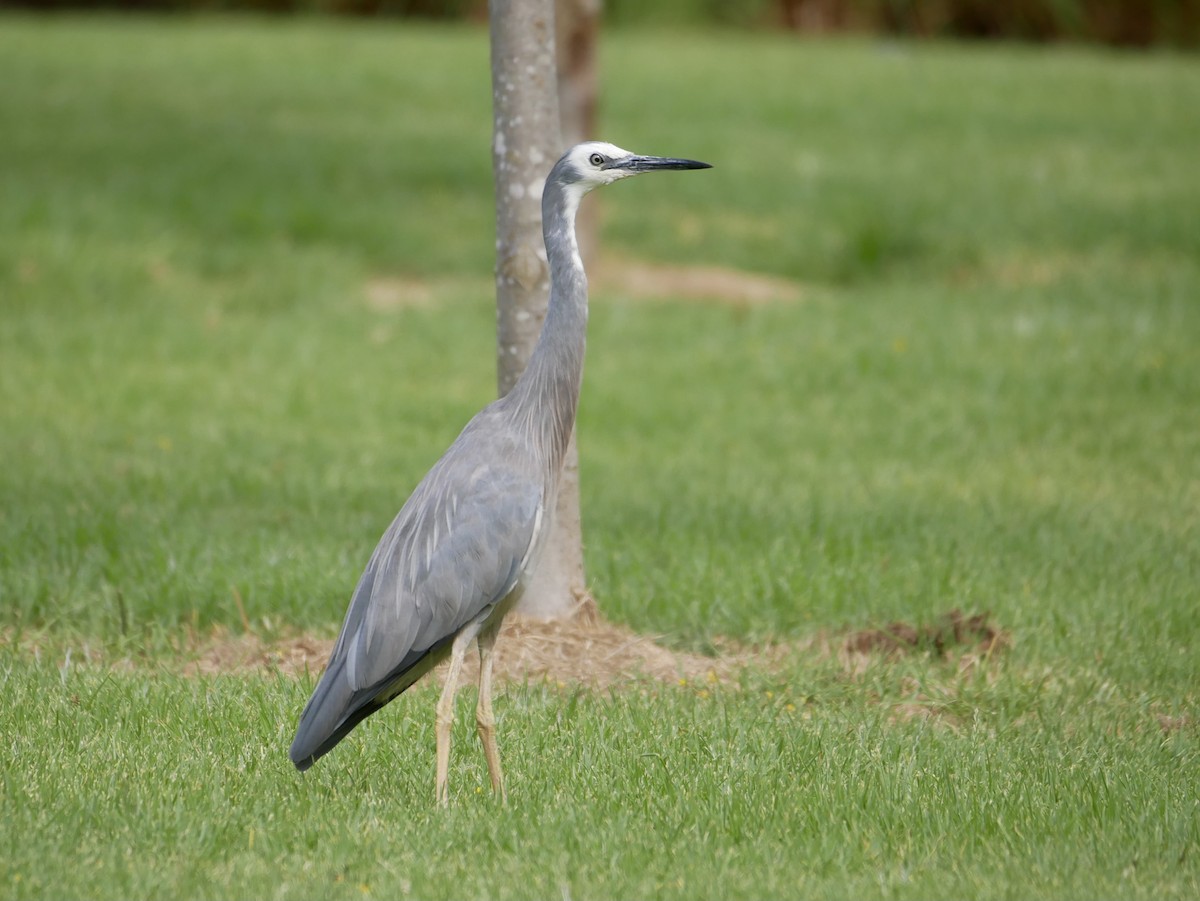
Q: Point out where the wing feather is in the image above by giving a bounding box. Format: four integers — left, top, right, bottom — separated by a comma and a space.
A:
289, 410, 543, 770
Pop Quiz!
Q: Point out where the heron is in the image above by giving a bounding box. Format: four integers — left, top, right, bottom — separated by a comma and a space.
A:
288, 141, 711, 804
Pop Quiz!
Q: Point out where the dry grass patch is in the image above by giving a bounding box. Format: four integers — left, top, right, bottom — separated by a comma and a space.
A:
360, 261, 803, 316
4, 608, 1008, 687
842, 608, 1008, 666
3, 610, 1010, 696
362, 276, 438, 311
596, 258, 803, 306
184, 614, 775, 689
182, 608, 1007, 693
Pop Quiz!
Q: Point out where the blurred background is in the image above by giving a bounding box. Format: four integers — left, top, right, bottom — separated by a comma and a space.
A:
3, 0, 1198, 47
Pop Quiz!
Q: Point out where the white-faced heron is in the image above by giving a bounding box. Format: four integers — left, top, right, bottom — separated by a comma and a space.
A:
289, 142, 711, 803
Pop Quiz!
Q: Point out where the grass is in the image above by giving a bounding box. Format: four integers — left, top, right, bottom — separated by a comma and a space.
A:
4, 665, 1194, 900
1, 14, 1199, 899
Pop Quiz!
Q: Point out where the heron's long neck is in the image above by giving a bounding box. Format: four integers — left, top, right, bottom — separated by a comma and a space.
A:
507, 179, 587, 476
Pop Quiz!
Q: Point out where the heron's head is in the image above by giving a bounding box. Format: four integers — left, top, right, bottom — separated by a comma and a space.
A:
554, 141, 711, 197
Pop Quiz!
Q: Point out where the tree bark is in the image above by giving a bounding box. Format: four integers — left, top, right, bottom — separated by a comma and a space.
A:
555, 0, 601, 266
489, 0, 593, 620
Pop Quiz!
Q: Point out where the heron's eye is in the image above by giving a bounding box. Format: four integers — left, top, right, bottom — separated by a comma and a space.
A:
588, 153, 605, 167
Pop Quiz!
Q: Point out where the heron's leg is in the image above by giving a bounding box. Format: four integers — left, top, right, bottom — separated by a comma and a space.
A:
435, 628, 474, 807
475, 623, 506, 801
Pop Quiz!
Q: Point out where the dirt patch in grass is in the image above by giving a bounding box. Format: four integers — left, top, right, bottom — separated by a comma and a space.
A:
4, 610, 1031, 732
185, 614, 779, 690
1156, 714, 1196, 736
3, 609, 1009, 692
843, 609, 1008, 661
838, 610, 1010, 716
363, 276, 439, 311
595, 259, 803, 306
362, 261, 802, 314
180, 608, 1007, 693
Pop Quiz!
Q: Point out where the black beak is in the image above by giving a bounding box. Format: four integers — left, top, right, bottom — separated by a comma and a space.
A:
613, 155, 712, 172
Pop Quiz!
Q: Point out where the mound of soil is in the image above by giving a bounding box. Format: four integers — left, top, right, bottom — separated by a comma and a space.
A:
186, 609, 1006, 690
843, 609, 1008, 659
186, 614, 766, 690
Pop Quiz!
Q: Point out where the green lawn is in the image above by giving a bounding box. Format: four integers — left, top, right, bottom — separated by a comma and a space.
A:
1, 15, 1198, 900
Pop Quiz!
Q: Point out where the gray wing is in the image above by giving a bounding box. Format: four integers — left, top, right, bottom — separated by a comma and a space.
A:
290, 412, 543, 769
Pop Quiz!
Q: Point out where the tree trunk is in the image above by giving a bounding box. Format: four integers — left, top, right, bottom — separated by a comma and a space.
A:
489, 0, 593, 620
555, 0, 602, 266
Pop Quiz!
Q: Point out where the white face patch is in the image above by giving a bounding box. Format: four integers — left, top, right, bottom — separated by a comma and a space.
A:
565, 141, 639, 191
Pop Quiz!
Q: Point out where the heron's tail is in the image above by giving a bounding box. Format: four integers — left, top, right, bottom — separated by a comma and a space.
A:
289, 659, 384, 771
289, 639, 452, 771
